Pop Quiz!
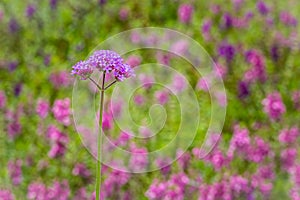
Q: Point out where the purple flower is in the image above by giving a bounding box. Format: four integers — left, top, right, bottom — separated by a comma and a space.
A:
281, 148, 297, 171
221, 13, 233, 29
8, 61, 18, 71
126, 55, 141, 68
218, 42, 235, 62
238, 81, 250, 99
262, 92, 286, 121
50, 71, 71, 88
72, 163, 91, 179
47, 180, 70, 200
0, 90, 6, 109
155, 90, 169, 105
119, 8, 129, 21
14, 83, 22, 97
8, 18, 20, 33
25, 4, 36, 18
270, 45, 279, 62
280, 11, 297, 27
178, 4, 193, 24
52, 98, 71, 126
256, 1, 269, 15
7, 120, 22, 139
27, 182, 47, 200
171, 74, 187, 94
71, 61, 94, 80
8, 159, 22, 185
36, 99, 49, 119
88, 50, 124, 72
49, 0, 58, 10
278, 127, 299, 144
113, 63, 134, 81
129, 145, 148, 172
244, 50, 267, 83
72, 50, 134, 82
0, 189, 15, 200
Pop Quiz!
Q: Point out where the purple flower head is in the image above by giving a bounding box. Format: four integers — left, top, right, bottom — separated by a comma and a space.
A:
8, 18, 20, 33
72, 163, 91, 178
218, 42, 235, 62
280, 11, 297, 27
49, 0, 58, 9
270, 45, 279, 62
88, 50, 124, 73
221, 13, 233, 29
113, 63, 135, 81
14, 83, 22, 97
262, 92, 286, 121
178, 4, 193, 24
25, 4, 36, 18
72, 50, 134, 82
238, 81, 250, 99
257, 1, 269, 15
8, 61, 18, 71
71, 60, 94, 80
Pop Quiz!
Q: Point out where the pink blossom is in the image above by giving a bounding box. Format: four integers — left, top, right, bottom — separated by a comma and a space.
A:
281, 148, 297, 171
262, 92, 286, 120
52, 98, 71, 126
72, 163, 91, 178
278, 127, 300, 144
0, 90, 6, 109
126, 55, 141, 68
36, 99, 49, 119
8, 159, 22, 185
155, 90, 169, 105
0, 189, 14, 200
178, 4, 193, 24
49, 71, 71, 89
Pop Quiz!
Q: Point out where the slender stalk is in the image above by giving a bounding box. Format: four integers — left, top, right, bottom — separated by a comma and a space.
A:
104, 80, 117, 90
96, 72, 106, 200
88, 77, 104, 91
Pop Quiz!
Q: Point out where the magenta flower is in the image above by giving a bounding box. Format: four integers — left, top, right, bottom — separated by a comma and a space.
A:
72, 163, 91, 178
52, 98, 71, 126
49, 71, 71, 88
0, 189, 15, 200
27, 182, 47, 200
71, 60, 94, 80
155, 90, 169, 105
278, 127, 299, 144
0, 90, 6, 109
36, 99, 49, 119
178, 4, 193, 24
262, 92, 286, 121
8, 159, 22, 185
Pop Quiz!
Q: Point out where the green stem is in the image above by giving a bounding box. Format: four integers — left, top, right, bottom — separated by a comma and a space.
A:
96, 72, 106, 200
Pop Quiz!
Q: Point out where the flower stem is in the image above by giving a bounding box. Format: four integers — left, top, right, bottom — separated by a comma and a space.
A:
104, 80, 117, 90
88, 77, 104, 91
96, 72, 106, 200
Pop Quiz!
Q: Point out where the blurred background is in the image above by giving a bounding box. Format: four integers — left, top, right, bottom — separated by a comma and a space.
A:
1, 0, 300, 199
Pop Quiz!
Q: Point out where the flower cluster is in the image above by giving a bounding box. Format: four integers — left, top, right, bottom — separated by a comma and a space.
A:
71, 50, 134, 81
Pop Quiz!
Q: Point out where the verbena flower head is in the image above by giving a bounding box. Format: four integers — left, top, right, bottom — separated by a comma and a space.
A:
71, 61, 93, 80
71, 50, 134, 82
